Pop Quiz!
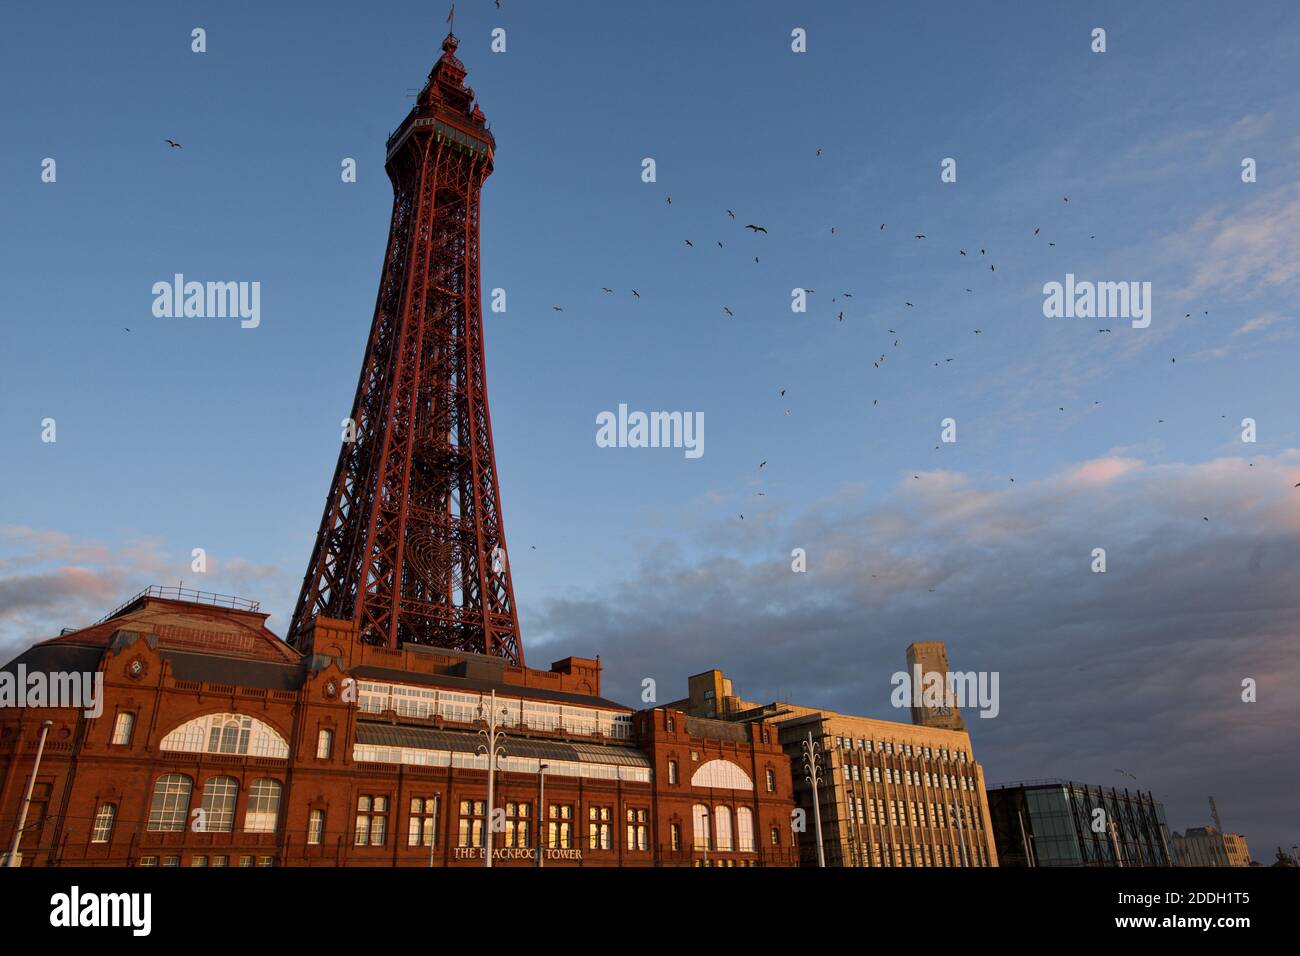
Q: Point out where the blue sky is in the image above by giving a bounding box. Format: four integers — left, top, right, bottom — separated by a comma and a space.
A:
3, 1, 1299, 859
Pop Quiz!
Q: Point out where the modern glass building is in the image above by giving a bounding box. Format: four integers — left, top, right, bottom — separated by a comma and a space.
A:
986, 779, 1175, 867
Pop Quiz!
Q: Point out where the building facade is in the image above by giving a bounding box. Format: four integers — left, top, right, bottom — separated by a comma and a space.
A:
1171, 826, 1242, 867
986, 780, 1175, 867
667, 667, 999, 868
0, 589, 795, 868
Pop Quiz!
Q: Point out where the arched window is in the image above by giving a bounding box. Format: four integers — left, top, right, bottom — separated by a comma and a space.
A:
715, 806, 733, 851
160, 713, 289, 759
92, 803, 117, 843
244, 779, 282, 833
200, 776, 239, 832
690, 759, 752, 790
737, 807, 755, 851
692, 804, 710, 850
147, 774, 193, 831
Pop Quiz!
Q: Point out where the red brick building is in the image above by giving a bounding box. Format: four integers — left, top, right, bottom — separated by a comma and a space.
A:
0, 587, 795, 867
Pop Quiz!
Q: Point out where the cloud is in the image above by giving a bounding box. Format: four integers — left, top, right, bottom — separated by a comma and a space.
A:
527, 451, 1300, 861
1177, 183, 1300, 300
0, 528, 295, 660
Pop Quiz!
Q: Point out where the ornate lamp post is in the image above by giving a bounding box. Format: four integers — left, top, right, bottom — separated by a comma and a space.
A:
800, 730, 826, 868
476, 690, 509, 868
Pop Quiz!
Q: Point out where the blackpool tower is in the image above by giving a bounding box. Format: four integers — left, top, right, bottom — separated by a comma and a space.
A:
288, 32, 523, 665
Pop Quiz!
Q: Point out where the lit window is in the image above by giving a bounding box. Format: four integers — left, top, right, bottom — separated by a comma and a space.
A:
626, 808, 648, 851
244, 779, 282, 833
238, 855, 254, 867
766, 768, 776, 792
715, 806, 733, 851
548, 804, 574, 849
671, 822, 682, 851
503, 801, 529, 848
308, 809, 325, 845
211, 855, 228, 867
668, 760, 678, 785
458, 800, 486, 847
692, 805, 711, 850
138, 856, 158, 867
769, 826, 780, 847
588, 805, 612, 850
190, 855, 208, 867
91, 803, 116, 843
408, 797, 439, 847
737, 808, 754, 852
317, 729, 333, 759
111, 713, 135, 746
355, 795, 389, 846
199, 777, 238, 832
146, 774, 192, 832
161, 856, 180, 867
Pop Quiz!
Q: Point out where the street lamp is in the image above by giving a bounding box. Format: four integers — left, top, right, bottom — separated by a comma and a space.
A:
476, 689, 509, 868
536, 763, 549, 868
800, 730, 826, 868
3, 720, 53, 868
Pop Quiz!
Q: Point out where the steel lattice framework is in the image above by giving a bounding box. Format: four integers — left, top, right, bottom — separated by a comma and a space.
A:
288, 34, 522, 664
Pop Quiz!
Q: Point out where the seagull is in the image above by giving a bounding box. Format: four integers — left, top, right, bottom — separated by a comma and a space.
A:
973, 329, 982, 334
880, 223, 885, 230
914, 234, 926, 239
684, 239, 693, 247
838, 311, 844, 322
717, 241, 723, 248
990, 264, 996, 271
816, 148, 823, 156
959, 250, 967, 255
842, 293, 853, 298
1203, 516, 1209, 521
552, 306, 563, 312
666, 196, 672, 204
530, 545, 537, 550
723, 307, 733, 316
745, 224, 768, 233
1033, 228, 1040, 236
739, 514, 744, 520
726, 209, 735, 219
758, 461, 767, 469
124, 327, 131, 332
1114, 769, 1137, 781
905, 302, 914, 307
779, 389, 786, 396
631, 290, 640, 298
601, 287, 613, 293
164, 139, 183, 148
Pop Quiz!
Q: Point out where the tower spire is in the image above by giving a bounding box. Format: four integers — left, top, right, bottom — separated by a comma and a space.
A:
289, 37, 519, 664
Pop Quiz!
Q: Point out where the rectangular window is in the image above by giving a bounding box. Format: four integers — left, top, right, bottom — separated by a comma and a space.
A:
668, 760, 678, 785
588, 805, 612, 850
408, 797, 440, 847
256, 856, 273, 867
190, 855, 208, 867
138, 856, 158, 867
457, 800, 486, 847
162, 856, 180, 867
238, 855, 254, 867
211, 855, 228, 867
112, 712, 135, 746
308, 809, 325, 846
355, 795, 388, 846
91, 804, 116, 843
671, 823, 682, 851
549, 804, 574, 849
503, 801, 529, 848
766, 768, 776, 792
316, 729, 333, 759
625, 808, 648, 851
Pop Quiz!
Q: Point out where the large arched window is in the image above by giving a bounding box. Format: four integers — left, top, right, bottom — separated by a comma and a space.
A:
737, 807, 755, 852
160, 713, 289, 759
147, 774, 193, 832
244, 779, 282, 833
692, 804, 710, 850
715, 806, 733, 851
200, 776, 239, 832
690, 759, 752, 790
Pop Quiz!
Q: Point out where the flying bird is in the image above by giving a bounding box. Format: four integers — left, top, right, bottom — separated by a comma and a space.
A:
758, 461, 766, 469
666, 196, 672, 204
723, 307, 733, 316
816, 148, 823, 156
684, 239, 693, 247
914, 234, 926, 239
601, 287, 613, 293
552, 306, 563, 312
838, 312, 844, 322
1033, 228, 1040, 236
164, 139, 183, 148
745, 224, 768, 233
880, 223, 885, 230
959, 250, 966, 256
726, 209, 735, 219
779, 389, 785, 396
717, 241, 723, 248
1114, 769, 1137, 781
631, 290, 640, 298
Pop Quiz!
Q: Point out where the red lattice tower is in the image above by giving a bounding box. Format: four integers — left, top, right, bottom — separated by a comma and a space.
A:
288, 33, 522, 664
